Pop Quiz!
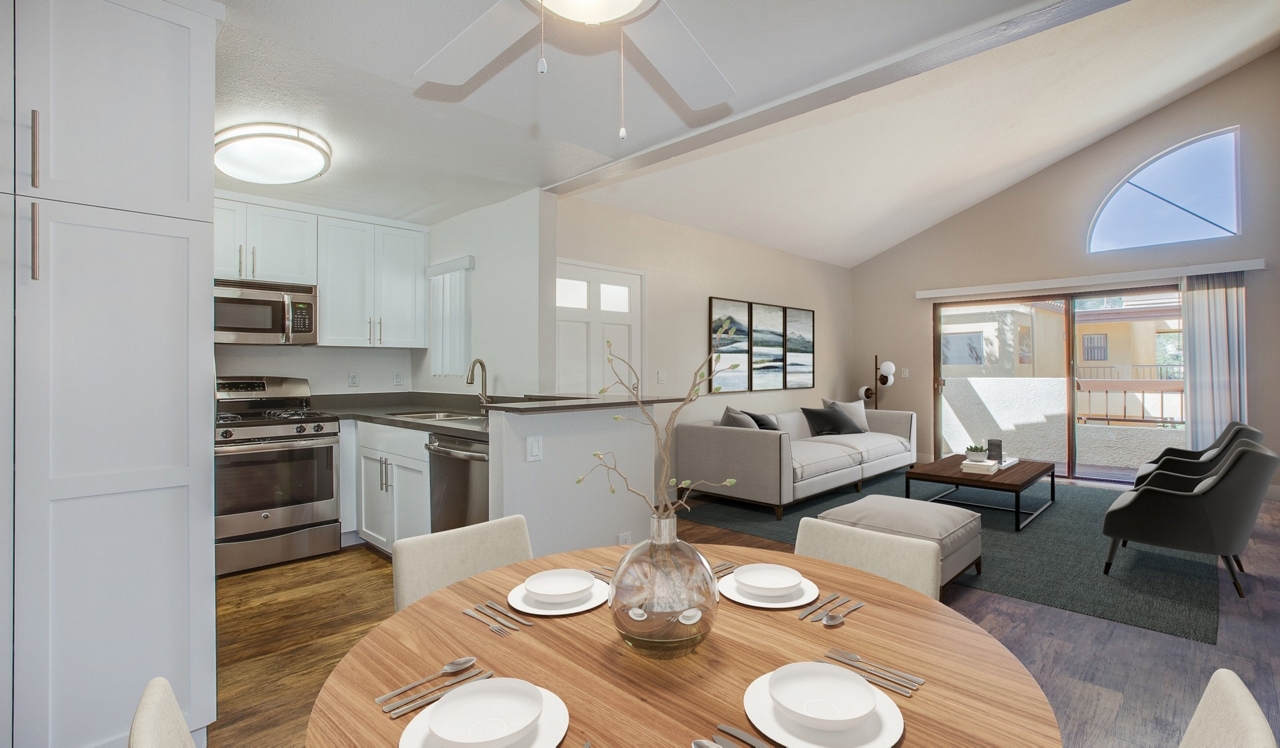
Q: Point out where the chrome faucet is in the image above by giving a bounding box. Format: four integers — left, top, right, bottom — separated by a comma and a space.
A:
466, 358, 489, 406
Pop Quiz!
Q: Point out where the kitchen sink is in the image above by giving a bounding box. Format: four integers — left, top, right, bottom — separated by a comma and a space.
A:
392, 411, 488, 427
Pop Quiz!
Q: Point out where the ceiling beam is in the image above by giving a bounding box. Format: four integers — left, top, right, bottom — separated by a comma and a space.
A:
547, 0, 1130, 197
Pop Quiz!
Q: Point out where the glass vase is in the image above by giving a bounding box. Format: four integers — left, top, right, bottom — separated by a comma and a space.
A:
609, 515, 718, 659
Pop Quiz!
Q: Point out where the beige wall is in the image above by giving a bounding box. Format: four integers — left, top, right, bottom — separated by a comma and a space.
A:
848, 49, 1280, 462
556, 200, 855, 424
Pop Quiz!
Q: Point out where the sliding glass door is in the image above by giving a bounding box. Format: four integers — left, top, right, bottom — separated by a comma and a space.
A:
934, 287, 1184, 482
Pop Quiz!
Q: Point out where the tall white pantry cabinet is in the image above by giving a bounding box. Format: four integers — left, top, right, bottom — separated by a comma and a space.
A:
9, 0, 222, 746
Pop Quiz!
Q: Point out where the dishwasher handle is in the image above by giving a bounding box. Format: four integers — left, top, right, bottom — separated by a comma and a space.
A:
425, 443, 489, 462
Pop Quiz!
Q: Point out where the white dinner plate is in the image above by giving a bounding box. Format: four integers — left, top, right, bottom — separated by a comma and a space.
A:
507, 578, 609, 616
400, 686, 569, 748
718, 574, 819, 609
744, 672, 904, 748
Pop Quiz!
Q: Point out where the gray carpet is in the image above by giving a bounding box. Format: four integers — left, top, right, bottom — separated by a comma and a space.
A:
683, 471, 1220, 643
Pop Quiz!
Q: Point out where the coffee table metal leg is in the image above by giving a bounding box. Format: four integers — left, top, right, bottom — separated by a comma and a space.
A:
905, 477, 911, 499
1051, 472, 1056, 503
1014, 491, 1022, 532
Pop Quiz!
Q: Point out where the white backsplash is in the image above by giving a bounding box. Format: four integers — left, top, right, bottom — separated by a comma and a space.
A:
214, 345, 416, 395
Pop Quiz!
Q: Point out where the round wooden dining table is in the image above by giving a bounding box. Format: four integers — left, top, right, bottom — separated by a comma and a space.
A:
307, 545, 1061, 747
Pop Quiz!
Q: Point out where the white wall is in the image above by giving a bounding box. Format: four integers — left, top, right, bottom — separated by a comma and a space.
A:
412, 189, 550, 397
214, 345, 414, 395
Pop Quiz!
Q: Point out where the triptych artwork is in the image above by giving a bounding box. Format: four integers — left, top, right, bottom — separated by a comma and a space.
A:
709, 297, 814, 392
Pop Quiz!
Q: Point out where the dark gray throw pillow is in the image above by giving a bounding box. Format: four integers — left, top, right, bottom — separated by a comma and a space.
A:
742, 411, 779, 430
719, 406, 759, 429
800, 404, 863, 436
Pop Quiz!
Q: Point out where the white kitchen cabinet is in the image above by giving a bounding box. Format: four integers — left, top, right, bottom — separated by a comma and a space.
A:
358, 447, 394, 553
389, 455, 430, 541
0, 2, 13, 193
356, 424, 431, 552
213, 198, 248, 281
13, 198, 215, 747
246, 204, 318, 285
318, 217, 376, 346
0, 196, 14, 748
376, 226, 427, 348
15, 0, 216, 221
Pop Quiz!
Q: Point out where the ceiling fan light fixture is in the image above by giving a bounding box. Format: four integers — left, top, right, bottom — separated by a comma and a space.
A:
214, 123, 332, 185
538, 0, 657, 25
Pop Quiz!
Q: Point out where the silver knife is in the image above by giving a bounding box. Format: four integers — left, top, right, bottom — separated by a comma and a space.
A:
821, 656, 914, 697
711, 736, 742, 748
717, 724, 769, 748
383, 668, 487, 713
473, 605, 519, 631
485, 600, 534, 627
810, 595, 850, 622
389, 671, 494, 718
824, 653, 918, 690
798, 593, 839, 620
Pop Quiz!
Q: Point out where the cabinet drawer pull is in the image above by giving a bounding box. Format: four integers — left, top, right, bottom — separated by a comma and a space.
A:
30, 202, 39, 281
368, 317, 373, 345
31, 110, 39, 188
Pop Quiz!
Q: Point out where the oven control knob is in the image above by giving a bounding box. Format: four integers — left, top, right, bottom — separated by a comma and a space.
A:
313, 424, 325, 433
219, 429, 233, 439
294, 425, 306, 434
261, 513, 270, 520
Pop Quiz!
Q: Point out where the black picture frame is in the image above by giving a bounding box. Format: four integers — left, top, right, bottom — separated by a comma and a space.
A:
708, 297, 815, 393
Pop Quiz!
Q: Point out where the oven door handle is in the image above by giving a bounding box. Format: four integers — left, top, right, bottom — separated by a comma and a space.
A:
215, 436, 340, 455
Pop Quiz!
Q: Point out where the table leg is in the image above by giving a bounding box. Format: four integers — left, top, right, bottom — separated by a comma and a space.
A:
905, 477, 911, 499
1014, 491, 1022, 532
1051, 472, 1056, 503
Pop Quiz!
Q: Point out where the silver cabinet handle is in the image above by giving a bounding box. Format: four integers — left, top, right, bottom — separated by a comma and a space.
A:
378, 318, 383, 345
31, 110, 39, 188
30, 202, 39, 280
368, 317, 373, 345
238, 244, 244, 277
384, 459, 393, 491
380, 457, 387, 491
251, 246, 257, 277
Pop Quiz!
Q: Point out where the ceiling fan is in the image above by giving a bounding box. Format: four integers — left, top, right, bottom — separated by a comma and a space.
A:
416, 0, 735, 111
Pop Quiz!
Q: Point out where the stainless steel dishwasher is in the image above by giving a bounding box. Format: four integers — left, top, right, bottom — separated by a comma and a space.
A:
424, 434, 489, 532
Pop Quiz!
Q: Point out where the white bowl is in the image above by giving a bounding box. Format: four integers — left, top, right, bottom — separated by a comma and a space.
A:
523, 569, 596, 604
767, 662, 877, 732
732, 564, 803, 598
427, 678, 544, 747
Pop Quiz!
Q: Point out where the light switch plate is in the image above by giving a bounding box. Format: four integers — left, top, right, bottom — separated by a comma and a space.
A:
526, 435, 542, 462
902, 368, 909, 378
393, 372, 404, 386
657, 370, 666, 384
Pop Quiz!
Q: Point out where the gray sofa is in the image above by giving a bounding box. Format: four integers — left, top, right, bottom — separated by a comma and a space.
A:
675, 408, 917, 519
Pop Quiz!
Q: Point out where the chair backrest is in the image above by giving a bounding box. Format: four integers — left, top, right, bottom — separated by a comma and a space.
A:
795, 517, 942, 600
129, 677, 196, 748
392, 515, 534, 611
1205, 423, 1266, 461
1179, 669, 1277, 748
1199, 443, 1280, 555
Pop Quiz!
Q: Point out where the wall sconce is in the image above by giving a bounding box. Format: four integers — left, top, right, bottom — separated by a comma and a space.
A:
858, 356, 896, 409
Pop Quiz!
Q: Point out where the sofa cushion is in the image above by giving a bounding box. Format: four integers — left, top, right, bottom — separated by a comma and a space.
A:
819, 495, 981, 562
801, 405, 863, 436
742, 410, 779, 430
773, 411, 813, 441
823, 399, 871, 433
808, 432, 911, 462
790, 440, 860, 482
719, 407, 758, 429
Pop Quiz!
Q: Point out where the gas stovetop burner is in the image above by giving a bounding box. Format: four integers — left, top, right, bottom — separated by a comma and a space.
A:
216, 413, 242, 424
264, 409, 317, 420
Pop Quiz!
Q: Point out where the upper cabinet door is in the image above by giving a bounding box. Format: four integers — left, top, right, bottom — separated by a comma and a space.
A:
213, 199, 247, 281
15, 0, 216, 221
0, 0, 14, 195
317, 217, 376, 346
246, 204, 317, 285
375, 226, 426, 348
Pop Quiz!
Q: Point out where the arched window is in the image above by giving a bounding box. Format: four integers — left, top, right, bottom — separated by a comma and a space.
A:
1088, 129, 1239, 253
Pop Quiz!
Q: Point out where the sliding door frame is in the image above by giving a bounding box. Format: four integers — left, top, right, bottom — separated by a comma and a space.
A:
932, 284, 1178, 479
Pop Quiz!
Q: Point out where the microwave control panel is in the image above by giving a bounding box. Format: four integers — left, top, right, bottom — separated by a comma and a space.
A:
292, 302, 314, 333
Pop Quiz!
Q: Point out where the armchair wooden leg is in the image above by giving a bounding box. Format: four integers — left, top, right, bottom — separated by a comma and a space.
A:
1224, 556, 1245, 598
774, 505, 783, 521
1233, 555, 1245, 573
1104, 537, 1121, 575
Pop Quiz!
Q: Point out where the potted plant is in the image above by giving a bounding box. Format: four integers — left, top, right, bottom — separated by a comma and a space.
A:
576, 319, 740, 659
965, 443, 988, 462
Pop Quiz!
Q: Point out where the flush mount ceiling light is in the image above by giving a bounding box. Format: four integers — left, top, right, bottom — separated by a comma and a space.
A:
537, 0, 657, 25
214, 123, 332, 185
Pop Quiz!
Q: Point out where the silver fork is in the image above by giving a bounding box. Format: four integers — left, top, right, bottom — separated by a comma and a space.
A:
462, 609, 509, 637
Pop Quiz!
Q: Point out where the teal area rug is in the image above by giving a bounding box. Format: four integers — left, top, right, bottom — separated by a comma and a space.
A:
683, 471, 1220, 643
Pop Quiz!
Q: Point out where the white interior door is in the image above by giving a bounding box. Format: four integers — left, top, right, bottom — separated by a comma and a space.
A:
14, 199, 214, 746
555, 262, 643, 395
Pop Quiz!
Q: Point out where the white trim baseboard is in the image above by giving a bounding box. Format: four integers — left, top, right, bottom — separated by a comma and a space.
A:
916, 259, 1267, 301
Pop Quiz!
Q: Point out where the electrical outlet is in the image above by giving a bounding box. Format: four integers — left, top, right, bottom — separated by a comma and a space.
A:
902, 368, 909, 378
657, 370, 666, 384
526, 435, 542, 462
618, 532, 632, 545
347, 372, 359, 387
393, 372, 404, 386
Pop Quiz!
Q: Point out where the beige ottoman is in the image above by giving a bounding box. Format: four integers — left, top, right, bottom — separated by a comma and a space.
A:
818, 495, 982, 585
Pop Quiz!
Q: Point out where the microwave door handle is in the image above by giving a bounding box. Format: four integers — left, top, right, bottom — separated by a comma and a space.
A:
283, 293, 293, 344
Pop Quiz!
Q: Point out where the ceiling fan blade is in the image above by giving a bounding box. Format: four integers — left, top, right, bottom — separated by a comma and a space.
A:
624, 1, 734, 110
413, 0, 538, 87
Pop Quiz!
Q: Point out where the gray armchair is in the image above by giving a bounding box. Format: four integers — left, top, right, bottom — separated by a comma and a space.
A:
1103, 441, 1280, 597
1135, 422, 1263, 487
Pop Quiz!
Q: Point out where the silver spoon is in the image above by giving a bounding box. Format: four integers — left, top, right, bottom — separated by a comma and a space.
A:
692, 741, 718, 748
822, 601, 865, 627
374, 656, 477, 704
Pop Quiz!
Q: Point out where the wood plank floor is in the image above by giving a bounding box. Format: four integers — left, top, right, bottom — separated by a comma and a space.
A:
208, 496, 1280, 747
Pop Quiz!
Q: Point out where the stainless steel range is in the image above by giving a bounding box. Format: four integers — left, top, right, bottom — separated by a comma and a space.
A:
214, 376, 340, 575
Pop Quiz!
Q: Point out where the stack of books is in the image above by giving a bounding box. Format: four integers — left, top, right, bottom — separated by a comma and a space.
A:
961, 457, 1019, 474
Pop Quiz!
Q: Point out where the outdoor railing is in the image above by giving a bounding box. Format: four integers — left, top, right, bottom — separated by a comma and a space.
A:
1075, 378, 1184, 426
1075, 365, 1183, 380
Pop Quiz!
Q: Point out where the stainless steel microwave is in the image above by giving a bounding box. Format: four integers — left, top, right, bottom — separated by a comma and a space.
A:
213, 280, 318, 345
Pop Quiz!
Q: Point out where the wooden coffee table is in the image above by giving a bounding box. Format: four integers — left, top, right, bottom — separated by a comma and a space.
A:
905, 455, 1056, 531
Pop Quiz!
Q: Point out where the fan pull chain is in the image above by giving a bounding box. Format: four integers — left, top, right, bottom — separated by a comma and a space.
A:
619, 26, 627, 140
537, 0, 547, 73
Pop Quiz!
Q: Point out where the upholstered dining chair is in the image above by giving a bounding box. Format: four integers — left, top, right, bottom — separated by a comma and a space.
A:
392, 514, 533, 611
795, 517, 942, 600
1134, 421, 1264, 488
128, 677, 195, 748
1179, 669, 1277, 748
1103, 441, 1280, 597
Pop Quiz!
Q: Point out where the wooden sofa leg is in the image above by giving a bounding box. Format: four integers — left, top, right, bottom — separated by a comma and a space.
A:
974, 557, 982, 575
1224, 556, 1245, 598
775, 505, 783, 521
855, 481, 863, 492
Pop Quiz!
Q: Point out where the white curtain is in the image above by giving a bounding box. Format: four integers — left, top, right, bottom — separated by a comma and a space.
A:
1182, 272, 1248, 449
428, 266, 471, 377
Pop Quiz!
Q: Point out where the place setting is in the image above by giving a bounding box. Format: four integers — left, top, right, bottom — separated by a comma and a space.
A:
395, 676, 572, 748
717, 562, 821, 609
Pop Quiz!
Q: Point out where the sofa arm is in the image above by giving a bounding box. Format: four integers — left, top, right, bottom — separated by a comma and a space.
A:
674, 422, 792, 506
865, 409, 916, 451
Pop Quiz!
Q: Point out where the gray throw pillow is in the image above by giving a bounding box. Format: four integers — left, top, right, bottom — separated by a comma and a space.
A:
719, 406, 759, 429
742, 411, 779, 430
823, 398, 871, 433
801, 405, 862, 436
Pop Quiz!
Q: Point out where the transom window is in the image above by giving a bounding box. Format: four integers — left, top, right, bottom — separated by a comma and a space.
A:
1088, 129, 1239, 253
